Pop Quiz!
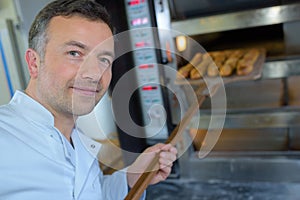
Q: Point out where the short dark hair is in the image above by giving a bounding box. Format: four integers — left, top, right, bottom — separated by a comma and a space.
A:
28, 0, 113, 59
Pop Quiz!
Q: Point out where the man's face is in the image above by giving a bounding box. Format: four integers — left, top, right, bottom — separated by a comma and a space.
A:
35, 16, 114, 117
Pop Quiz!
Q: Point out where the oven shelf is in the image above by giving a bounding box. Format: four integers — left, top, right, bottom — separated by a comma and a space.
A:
182, 57, 300, 130
263, 57, 300, 79
171, 3, 300, 36
190, 107, 300, 129
181, 151, 300, 182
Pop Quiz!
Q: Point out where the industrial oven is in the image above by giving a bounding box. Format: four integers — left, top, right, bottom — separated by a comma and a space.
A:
99, 0, 300, 198
167, 0, 300, 181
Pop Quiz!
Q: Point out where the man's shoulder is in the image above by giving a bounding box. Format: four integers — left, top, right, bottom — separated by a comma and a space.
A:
0, 105, 23, 144
0, 103, 29, 139
0, 103, 17, 123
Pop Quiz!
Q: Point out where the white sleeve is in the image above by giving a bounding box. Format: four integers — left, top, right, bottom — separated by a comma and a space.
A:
101, 169, 146, 200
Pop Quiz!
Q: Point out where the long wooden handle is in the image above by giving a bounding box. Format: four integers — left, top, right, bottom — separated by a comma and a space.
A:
124, 85, 209, 200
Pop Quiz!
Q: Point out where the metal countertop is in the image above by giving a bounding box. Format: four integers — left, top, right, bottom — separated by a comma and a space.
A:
146, 179, 300, 200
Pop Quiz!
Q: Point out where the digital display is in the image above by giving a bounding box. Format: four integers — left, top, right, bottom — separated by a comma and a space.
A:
131, 17, 149, 26
142, 86, 158, 91
139, 64, 154, 69
127, 0, 145, 6
135, 41, 151, 48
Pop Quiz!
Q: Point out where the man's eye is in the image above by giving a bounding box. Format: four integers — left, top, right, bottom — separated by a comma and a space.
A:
99, 57, 112, 67
69, 51, 81, 57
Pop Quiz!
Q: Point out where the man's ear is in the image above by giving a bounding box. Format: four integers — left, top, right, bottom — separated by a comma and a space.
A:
25, 49, 40, 78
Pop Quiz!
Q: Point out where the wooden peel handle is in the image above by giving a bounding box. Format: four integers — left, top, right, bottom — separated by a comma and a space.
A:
124, 87, 208, 200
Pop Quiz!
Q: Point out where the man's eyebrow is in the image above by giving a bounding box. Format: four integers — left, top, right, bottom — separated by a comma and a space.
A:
64, 41, 88, 50
97, 50, 115, 59
64, 41, 114, 58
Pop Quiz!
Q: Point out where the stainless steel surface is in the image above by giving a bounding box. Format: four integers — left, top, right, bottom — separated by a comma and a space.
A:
167, 151, 300, 199
263, 58, 300, 79
185, 58, 300, 129
181, 152, 300, 182
154, 0, 183, 124
160, 1, 300, 195
289, 127, 300, 149
171, 3, 300, 36
190, 128, 288, 151
146, 178, 300, 199
284, 21, 300, 54
193, 110, 300, 129
154, 0, 174, 62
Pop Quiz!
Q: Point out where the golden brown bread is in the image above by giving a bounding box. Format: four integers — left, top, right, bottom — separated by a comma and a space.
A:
176, 48, 262, 79
219, 50, 244, 77
210, 51, 227, 64
190, 53, 211, 79
177, 64, 193, 79
207, 62, 219, 77
237, 49, 260, 76
206, 51, 227, 77
177, 52, 202, 79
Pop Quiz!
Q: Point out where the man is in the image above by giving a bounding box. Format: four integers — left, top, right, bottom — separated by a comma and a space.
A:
0, 0, 177, 199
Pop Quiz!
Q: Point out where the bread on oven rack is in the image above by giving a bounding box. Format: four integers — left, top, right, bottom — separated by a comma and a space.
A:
177, 48, 262, 79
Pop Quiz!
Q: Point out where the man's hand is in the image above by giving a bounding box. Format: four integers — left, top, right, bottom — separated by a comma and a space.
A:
126, 143, 177, 188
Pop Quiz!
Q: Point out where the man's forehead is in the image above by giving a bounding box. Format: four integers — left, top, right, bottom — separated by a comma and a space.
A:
48, 15, 112, 35
48, 16, 114, 48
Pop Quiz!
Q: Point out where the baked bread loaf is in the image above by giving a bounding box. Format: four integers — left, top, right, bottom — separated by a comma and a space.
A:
207, 51, 226, 77
220, 50, 244, 76
190, 53, 211, 79
176, 48, 262, 79
237, 49, 259, 76
177, 52, 202, 79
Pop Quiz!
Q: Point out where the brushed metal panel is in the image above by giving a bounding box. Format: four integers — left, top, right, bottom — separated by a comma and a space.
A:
289, 127, 300, 149
182, 154, 300, 182
288, 76, 300, 106
200, 79, 283, 110
171, 3, 300, 36
190, 128, 288, 151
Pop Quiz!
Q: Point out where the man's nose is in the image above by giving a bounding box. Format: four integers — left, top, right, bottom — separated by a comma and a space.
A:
78, 56, 104, 81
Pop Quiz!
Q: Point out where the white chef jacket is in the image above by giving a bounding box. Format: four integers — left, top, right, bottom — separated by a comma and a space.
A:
0, 90, 144, 200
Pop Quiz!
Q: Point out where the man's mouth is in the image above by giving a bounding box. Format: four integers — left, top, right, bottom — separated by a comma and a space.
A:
71, 86, 99, 96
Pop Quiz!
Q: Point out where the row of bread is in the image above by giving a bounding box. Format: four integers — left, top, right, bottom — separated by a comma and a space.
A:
177, 48, 260, 79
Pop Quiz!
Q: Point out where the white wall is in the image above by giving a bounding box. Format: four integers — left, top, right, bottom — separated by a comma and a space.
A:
0, 0, 18, 21
0, 0, 24, 105
0, 0, 52, 106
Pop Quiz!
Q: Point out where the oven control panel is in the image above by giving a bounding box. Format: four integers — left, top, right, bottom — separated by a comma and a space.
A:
125, 0, 168, 140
